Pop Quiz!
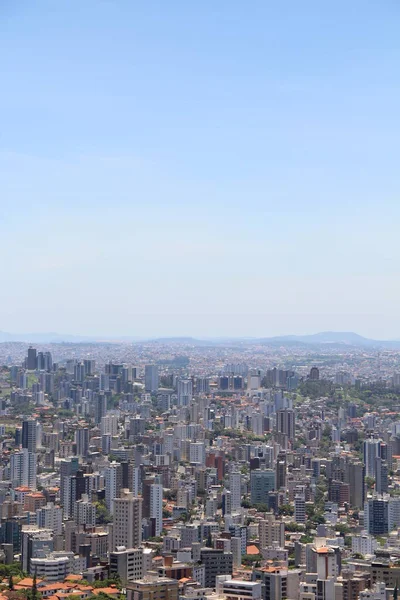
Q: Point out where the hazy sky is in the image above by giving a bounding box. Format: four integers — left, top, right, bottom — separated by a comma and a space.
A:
1, 1, 399, 339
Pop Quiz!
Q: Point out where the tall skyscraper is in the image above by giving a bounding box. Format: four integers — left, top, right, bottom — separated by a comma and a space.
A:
93, 393, 107, 424
365, 497, 389, 534
36, 352, 45, 371
276, 409, 295, 443
177, 379, 193, 407
276, 452, 287, 490
345, 461, 365, 508
84, 359, 96, 376
294, 494, 306, 524
105, 462, 123, 513
100, 373, 110, 392
142, 476, 155, 518
10, 448, 37, 489
75, 428, 89, 458
375, 457, 389, 494
364, 439, 382, 478
44, 351, 53, 372
150, 481, 163, 537
74, 362, 86, 383
60, 457, 80, 516
250, 469, 275, 504
22, 419, 38, 453
120, 461, 139, 497
196, 377, 210, 394
63, 469, 87, 519
101, 414, 119, 437
229, 472, 242, 512
27, 347, 37, 370
145, 365, 159, 393
112, 489, 142, 550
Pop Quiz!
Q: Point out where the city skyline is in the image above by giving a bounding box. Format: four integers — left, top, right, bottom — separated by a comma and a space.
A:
1, 1, 399, 594
1, 326, 400, 591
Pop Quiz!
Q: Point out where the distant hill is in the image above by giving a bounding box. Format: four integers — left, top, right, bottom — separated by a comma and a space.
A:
256, 331, 400, 348
0, 330, 398, 348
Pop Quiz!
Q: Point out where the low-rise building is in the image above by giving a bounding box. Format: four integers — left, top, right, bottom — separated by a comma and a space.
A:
126, 577, 179, 600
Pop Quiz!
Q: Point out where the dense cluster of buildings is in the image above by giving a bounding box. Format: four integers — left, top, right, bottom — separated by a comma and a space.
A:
0, 343, 400, 599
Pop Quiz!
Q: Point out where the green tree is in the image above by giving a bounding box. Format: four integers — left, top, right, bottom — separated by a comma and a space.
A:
28, 572, 38, 600
253, 503, 269, 512
365, 476, 375, 490
278, 504, 294, 517
241, 554, 260, 566
336, 523, 350, 536
285, 522, 304, 532
352, 552, 365, 560
92, 576, 122, 589
95, 500, 112, 524
0, 562, 26, 578
300, 535, 314, 544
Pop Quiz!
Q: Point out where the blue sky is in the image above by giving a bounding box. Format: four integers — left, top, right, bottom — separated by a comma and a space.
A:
1, 1, 399, 338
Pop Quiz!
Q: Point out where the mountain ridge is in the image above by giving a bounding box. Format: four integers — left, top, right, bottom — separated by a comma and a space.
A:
0, 329, 398, 347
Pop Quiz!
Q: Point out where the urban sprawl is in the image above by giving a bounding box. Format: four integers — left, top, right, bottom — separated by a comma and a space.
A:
0, 339, 400, 600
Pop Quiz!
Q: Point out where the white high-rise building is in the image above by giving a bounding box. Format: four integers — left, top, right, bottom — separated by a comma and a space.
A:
174, 424, 188, 441
163, 433, 174, 455
36, 503, 63, 536
251, 414, 264, 436
110, 547, 143, 583
364, 439, 382, 478
259, 513, 285, 548
229, 472, 242, 512
74, 494, 96, 527
11, 449, 37, 490
311, 546, 339, 579
112, 490, 142, 551
105, 462, 122, 514
351, 532, 378, 556
177, 379, 193, 407
150, 483, 163, 537
101, 414, 119, 437
189, 442, 205, 465
132, 467, 140, 498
